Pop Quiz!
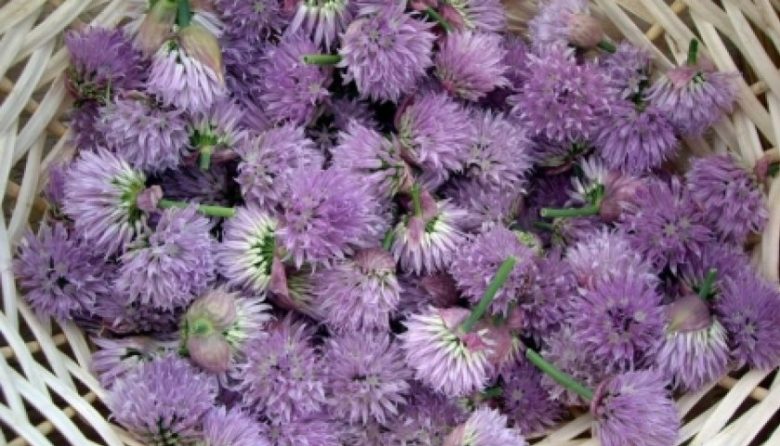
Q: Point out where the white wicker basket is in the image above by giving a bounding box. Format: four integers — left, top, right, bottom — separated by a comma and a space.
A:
0, 0, 778, 444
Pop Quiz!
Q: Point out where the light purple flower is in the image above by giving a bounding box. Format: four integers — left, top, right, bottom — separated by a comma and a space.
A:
93, 298, 181, 335
441, 0, 507, 33
435, 31, 509, 101
401, 307, 494, 396
463, 109, 533, 189
313, 248, 400, 332
217, 206, 278, 294
259, 34, 332, 125
450, 226, 538, 317
278, 168, 385, 267
201, 406, 269, 446
529, 0, 589, 49
216, 0, 284, 42
99, 93, 189, 173
289, 0, 356, 50
328, 97, 378, 130
686, 153, 767, 243
590, 370, 679, 446
501, 360, 565, 436
324, 331, 411, 424
69, 101, 106, 153
601, 42, 652, 100
339, 2, 435, 102
261, 415, 342, 446
189, 99, 253, 162
541, 326, 605, 405
566, 229, 657, 290
444, 180, 522, 232
237, 124, 323, 211
109, 356, 217, 444
63, 149, 148, 257
521, 249, 577, 340
443, 406, 526, 446
221, 33, 265, 106
14, 223, 110, 320
90, 336, 174, 388
501, 35, 529, 91
381, 384, 466, 445
233, 317, 327, 422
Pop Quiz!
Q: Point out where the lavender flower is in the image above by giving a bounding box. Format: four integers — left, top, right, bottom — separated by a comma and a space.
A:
63, 149, 148, 257
443, 406, 526, 446
116, 206, 215, 311
329, 97, 378, 130
648, 63, 738, 135
463, 109, 533, 189
69, 102, 106, 152
401, 307, 494, 396
221, 33, 265, 106
216, 0, 284, 42
501, 35, 529, 91
529, 0, 606, 50
566, 229, 656, 290
289, 0, 356, 50
435, 31, 509, 101
396, 92, 474, 187
686, 154, 767, 243
237, 124, 323, 210
512, 47, 611, 145
444, 180, 522, 231
109, 356, 218, 444
200, 406, 268, 446
313, 248, 400, 332
324, 332, 411, 424
570, 276, 665, 372
541, 326, 605, 405
601, 42, 652, 100
261, 415, 342, 446
147, 40, 226, 114
278, 169, 384, 267
233, 317, 327, 422
14, 223, 110, 320
590, 370, 679, 446
381, 384, 466, 445
450, 227, 537, 317
99, 93, 189, 173
339, 2, 435, 102
259, 34, 332, 125
217, 206, 278, 294
93, 298, 182, 335
521, 250, 577, 340
595, 100, 679, 174
440, 0, 507, 33
501, 360, 565, 436
90, 336, 174, 388
716, 272, 780, 369
189, 99, 252, 166
65, 27, 145, 101
619, 177, 712, 272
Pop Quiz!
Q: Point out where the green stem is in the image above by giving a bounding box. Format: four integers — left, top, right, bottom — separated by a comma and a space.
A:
424, 7, 453, 32
302, 54, 342, 65
158, 198, 235, 218
540, 203, 600, 219
382, 230, 395, 251
177, 0, 191, 27
687, 39, 699, 66
411, 184, 422, 217
697, 268, 718, 300
525, 348, 594, 401
597, 39, 616, 53
460, 256, 517, 333
481, 386, 503, 399
533, 221, 557, 231
199, 145, 213, 171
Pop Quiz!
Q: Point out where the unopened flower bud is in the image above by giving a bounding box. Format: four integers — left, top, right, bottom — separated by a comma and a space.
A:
666, 294, 712, 333
187, 288, 239, 331
136, 0, 177, 56
136, 185, 163, 213
568, 13, 604, 49
179, 24, 224, 84
187, 332, 231, 373
409, 0, 439, 11
354, 248, 396, 274
438, 4, 466, 31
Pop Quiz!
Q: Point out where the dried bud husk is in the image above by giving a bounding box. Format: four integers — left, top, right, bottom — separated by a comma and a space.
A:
179, 24, 224, 84
136, 0, 177, 56
187, 332, 231, 373
420, 273, 460, 308
568, 13, 604, 49
354, 247, 396, 274
666, 294, 712, 334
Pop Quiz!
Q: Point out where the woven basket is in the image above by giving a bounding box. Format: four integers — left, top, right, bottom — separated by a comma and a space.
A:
1, 0, 779, 444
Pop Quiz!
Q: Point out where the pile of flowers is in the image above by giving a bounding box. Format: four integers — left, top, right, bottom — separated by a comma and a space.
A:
14, 0, 780, 444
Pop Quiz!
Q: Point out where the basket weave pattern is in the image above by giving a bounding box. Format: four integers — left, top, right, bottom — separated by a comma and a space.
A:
0, 0, 778, 444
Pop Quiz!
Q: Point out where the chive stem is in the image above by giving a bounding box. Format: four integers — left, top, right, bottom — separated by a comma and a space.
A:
698, 268, 718, 300
424, 7, 453, 33
687, 39, 700, 66
177, 0, 191, 27
158, 198, 235, 218
199, 145, 213, 171
302, 54, 342, 65
540, 203, 600, 219
460, 256, 517, 333
411, 184, 422, 217
597, 39, 616, 53
525, 348, 594, 401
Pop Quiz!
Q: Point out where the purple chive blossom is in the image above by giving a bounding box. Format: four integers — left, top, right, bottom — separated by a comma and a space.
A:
401, 307, 494, 396
381, 384, 466, 445
601, 42, 652, 100
109, 356, 218, 445
93, 298, 182, 335
313, 248, 401, 332
201, 406, 268, 446
65, 27, 145, 101
395, 272, 462, 316
115, 206, 215, 311
463, 109, 533, 189
648, 63, 738, 135
278, 169, 384, 267
217, 206, 278, 294
570, 276, 665, 373
237, 124, 324, 211
190, 99, 253, 161
501, 35, 529, 90
512, 47, 612, 145
566, 229, 657, 290
339, 2, 435, 102
216, 0, 285, 42
541, 326, 605, 405
435, 31, 509, 102
590, 370, 679, 446
680, 243, 752, 290
147, 40, 226, 114
392, 200, 469, 275
686, 154, 767, 243
14, 223, 111, 320
716, 272, 780, 369
289, 0, 356, 50
69, 102, 107, 152
501, 360, 565, 436
329, 97, 378, 130
567, 156, 647, 222
441, 0, 507, 33
595, 100, 679, 174
233, 317, 327, 422
159, 164, 235, 207
324, 332, 411, 424
90, 336, 174, 388
331, 121, 407, 199
529, 0, 604, 50
521, 250, 577, 340
450, 227, 538, 317
261, 415, 342, 446
63, 149, 147, 257
221, 34, 265, 107
259, 34, 332, 125
99, 93, 189, 173
445, 180, 522, 231
443, 406, 526, 446
396, 92, 474, 187
619, 177, 712, 272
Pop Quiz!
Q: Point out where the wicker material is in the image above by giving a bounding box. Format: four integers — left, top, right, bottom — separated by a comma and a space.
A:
0, 0, 778, 444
